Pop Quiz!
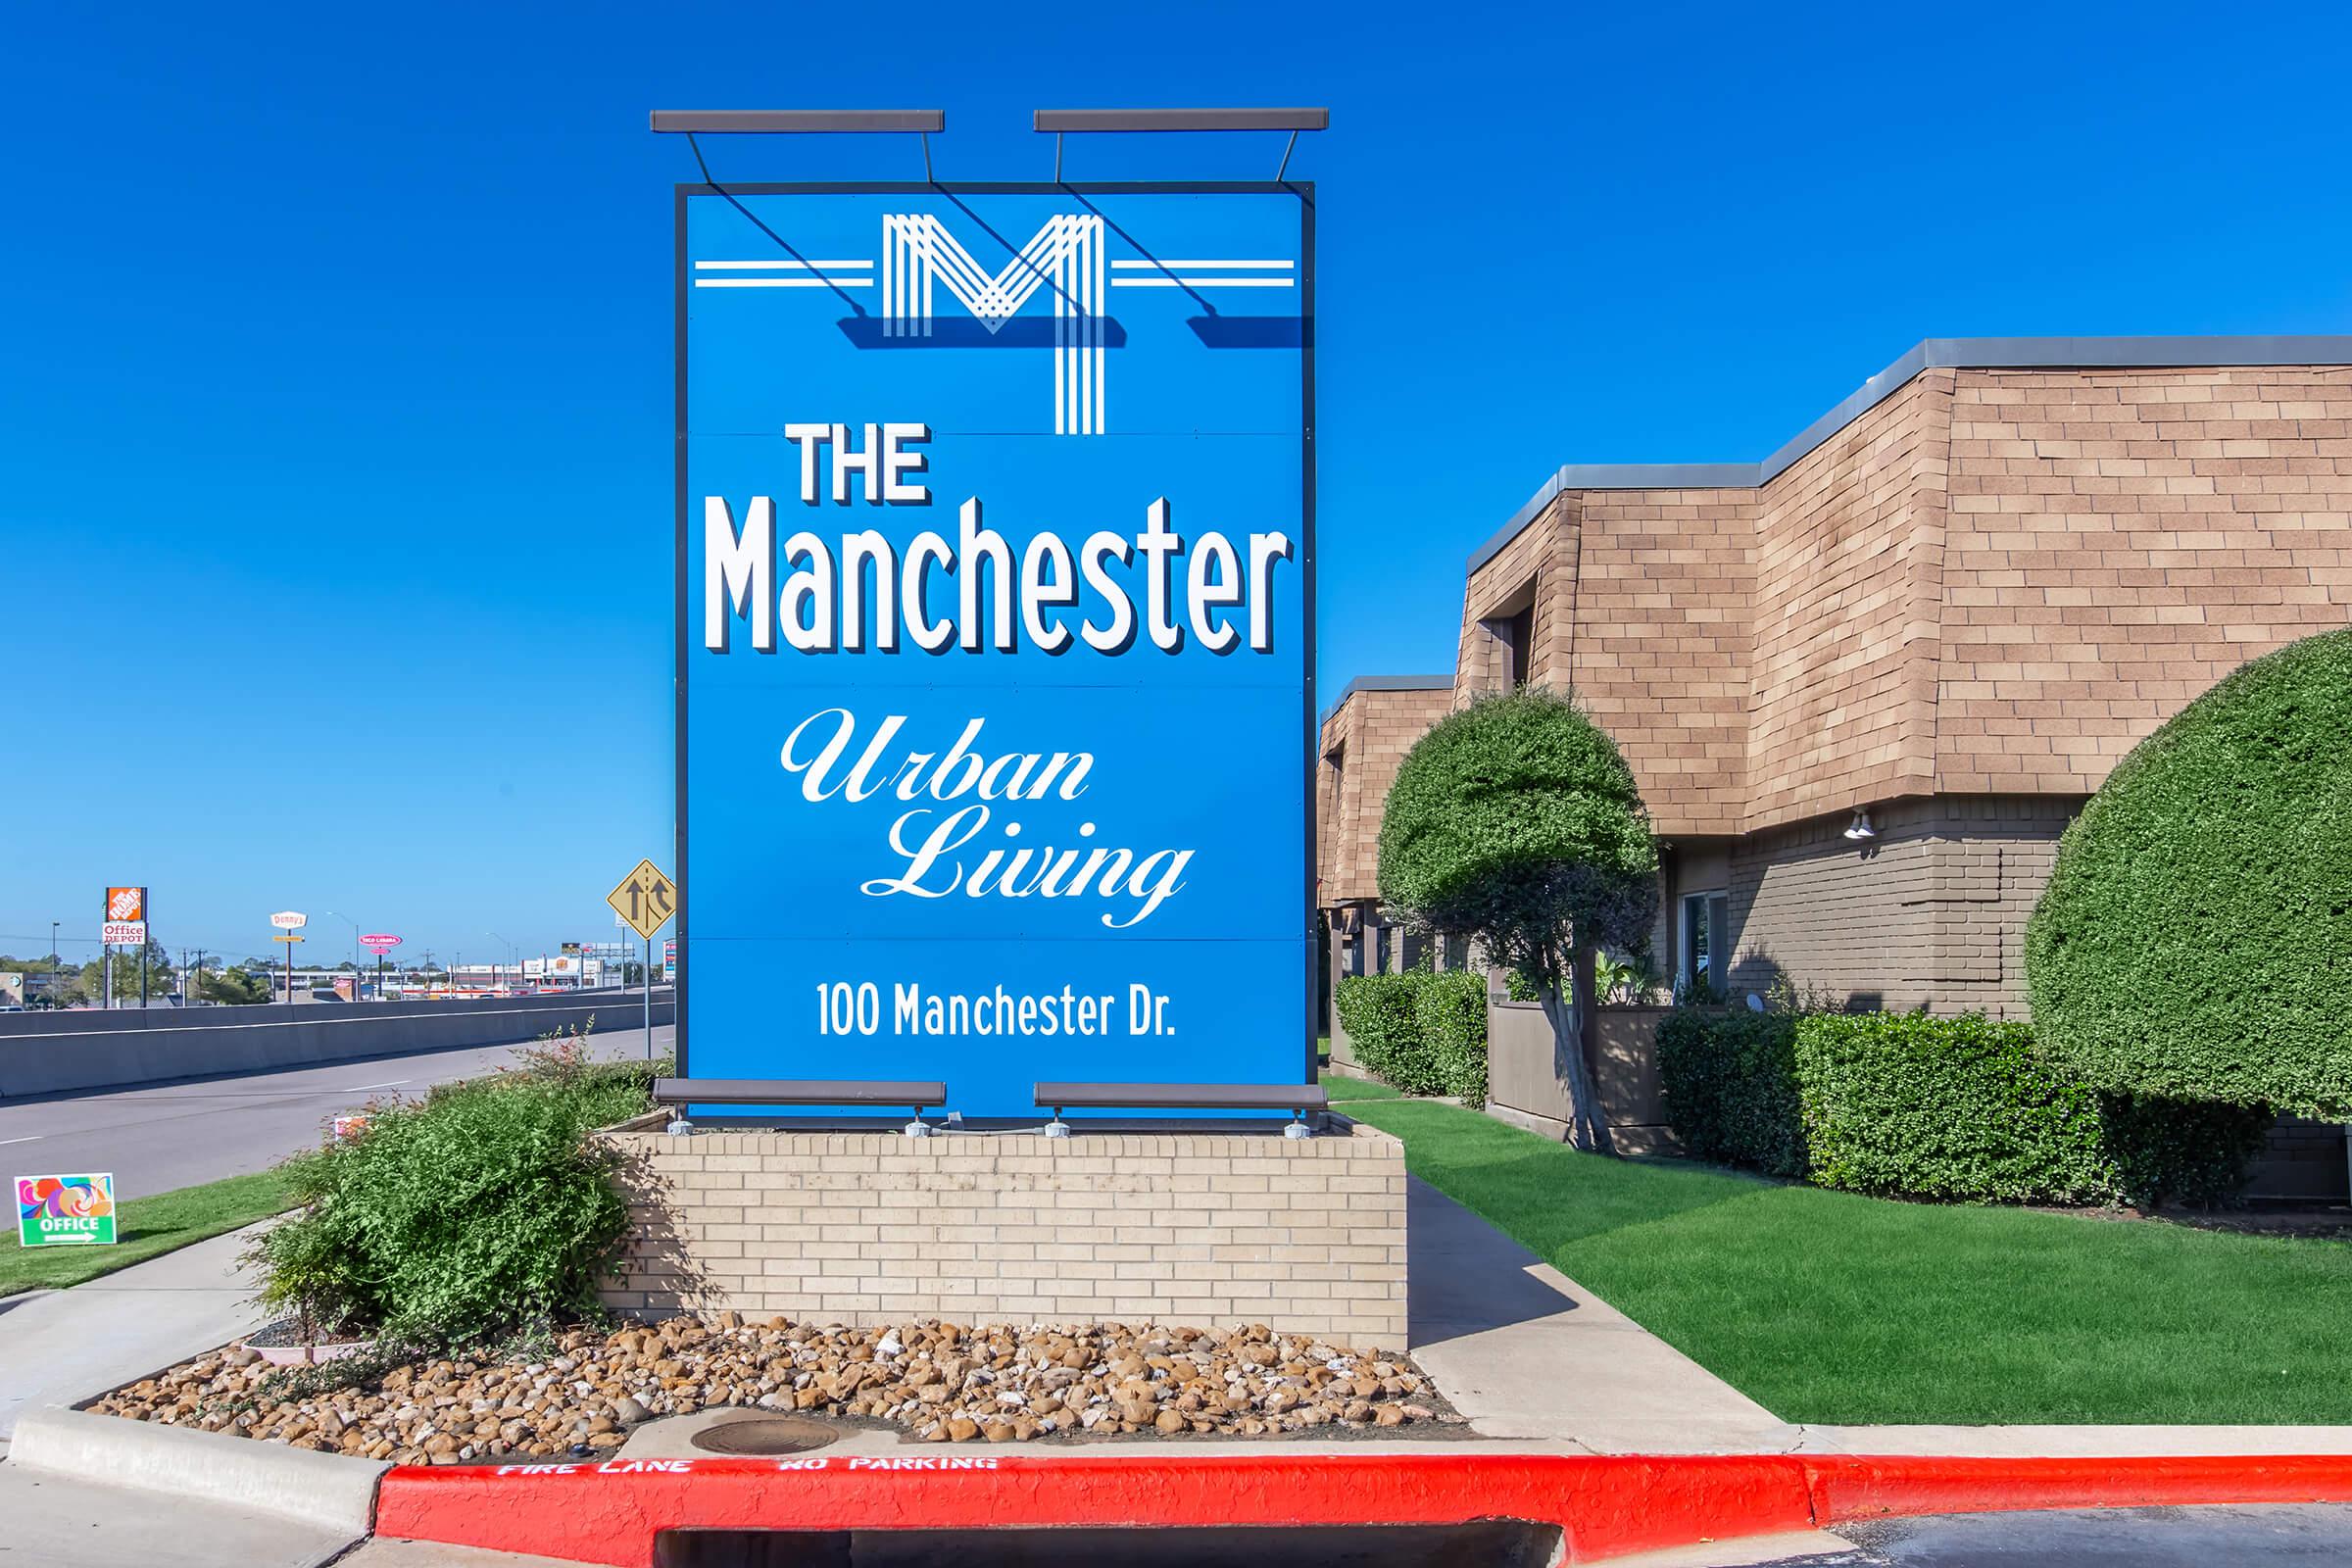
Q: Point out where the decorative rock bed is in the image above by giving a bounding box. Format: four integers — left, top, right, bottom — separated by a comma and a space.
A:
92, 1315, 1453, 1462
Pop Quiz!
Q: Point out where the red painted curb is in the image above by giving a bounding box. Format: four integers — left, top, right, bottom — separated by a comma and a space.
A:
371, 1449, 2352, 1567
374, 1452, 1814, 1566
1808, 1452, 2352, 1524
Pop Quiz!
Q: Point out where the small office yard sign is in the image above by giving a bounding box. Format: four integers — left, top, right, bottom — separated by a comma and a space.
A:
680, 182, 1313, 1114
17, 1173, 116, 1247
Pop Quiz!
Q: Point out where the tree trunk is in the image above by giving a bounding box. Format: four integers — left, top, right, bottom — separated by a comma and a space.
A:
1571, 942, 1612, 1154
1539, 948, 1615, 1153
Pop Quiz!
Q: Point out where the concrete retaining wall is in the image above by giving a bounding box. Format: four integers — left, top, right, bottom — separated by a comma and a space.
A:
0, 989, 673, 1098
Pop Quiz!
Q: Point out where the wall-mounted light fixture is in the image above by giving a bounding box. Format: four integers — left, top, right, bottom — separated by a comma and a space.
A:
1034, 107, 1330, 181
1842, 809, 1878, 842
650, 110, 948, 180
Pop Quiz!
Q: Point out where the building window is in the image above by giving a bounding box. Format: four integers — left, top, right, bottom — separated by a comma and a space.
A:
1502, 605, 1534, 687
1479, 584, 1538, 692
1681, 892, 1730, 999
1373, 924, 1393, 974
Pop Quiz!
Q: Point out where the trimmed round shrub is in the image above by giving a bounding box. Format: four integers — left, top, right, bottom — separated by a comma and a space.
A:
2026, 627, 2352, 1117
1377, 690, 1659, 966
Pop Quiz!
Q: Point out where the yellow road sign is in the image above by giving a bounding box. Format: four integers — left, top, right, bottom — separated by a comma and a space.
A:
607, 858, 678, 940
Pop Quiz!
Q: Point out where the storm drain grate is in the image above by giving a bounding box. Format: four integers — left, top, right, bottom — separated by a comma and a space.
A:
687, 1417, 843, 1456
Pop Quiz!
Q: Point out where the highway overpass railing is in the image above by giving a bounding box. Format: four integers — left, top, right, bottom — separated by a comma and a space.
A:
0, 988, 676, 1099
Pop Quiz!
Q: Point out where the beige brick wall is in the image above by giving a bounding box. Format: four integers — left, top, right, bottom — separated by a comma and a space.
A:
1937, 367, 2352, 795
599, 1126, 1407, 1345
1457, 488, 1758, 836
1708, 796, 2079, 1015
1449, 363, 2352, 839
1746, 372, 1952, 829
1317, 685, 1455, 906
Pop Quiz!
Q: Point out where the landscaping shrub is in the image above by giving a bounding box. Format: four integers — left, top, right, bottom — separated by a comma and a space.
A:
1796, 1013, 2117, 1203
1796, 1013, 2270, 1207
1657, 1009, 2267, 1205
1654, 1008, 1806, 1179
1412, 969, 1491, 1103
1333, 970, 1429, 1090
1335, 969, 1492, 1102
254, 1050, 656, 1346
2026, 625, 2352, 1118
1377, 689, 1658, 1150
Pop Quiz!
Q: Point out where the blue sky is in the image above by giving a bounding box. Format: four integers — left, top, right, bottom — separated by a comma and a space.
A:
5, 0, 2350, 963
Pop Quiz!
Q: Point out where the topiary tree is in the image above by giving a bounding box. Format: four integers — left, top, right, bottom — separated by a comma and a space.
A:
1378, 689, 1659, 1150
2026, 626, 2352, 1118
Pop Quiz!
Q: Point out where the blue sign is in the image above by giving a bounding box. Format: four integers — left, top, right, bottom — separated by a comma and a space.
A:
678, 183, 1314, 1116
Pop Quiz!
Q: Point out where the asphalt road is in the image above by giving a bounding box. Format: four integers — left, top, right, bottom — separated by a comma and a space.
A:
0, 1020, 673, 1197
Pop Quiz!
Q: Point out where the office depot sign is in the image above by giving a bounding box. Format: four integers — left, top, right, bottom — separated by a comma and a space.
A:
680, 184, 1313, 1114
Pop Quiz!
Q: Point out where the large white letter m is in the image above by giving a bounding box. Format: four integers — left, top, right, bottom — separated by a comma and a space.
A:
880, 214, 1107, 436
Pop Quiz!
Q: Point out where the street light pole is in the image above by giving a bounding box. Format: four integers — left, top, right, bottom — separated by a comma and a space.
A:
324, 910, 362, 992
485, 931, 516, 995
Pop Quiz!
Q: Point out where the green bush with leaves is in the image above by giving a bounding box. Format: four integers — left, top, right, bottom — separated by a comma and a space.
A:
1657, 1009, 2268, 1205
1654, 1008, 1806, 1179
1798, 1013, 2270, 1206
1412, 969, 1491, 1103
1797, 1012, 2116, 1203
255, 1038, 660, 1346
2026, 626, 2352, 1118
1378, 689, 1658, 1149
1333, 971, 1428, 1088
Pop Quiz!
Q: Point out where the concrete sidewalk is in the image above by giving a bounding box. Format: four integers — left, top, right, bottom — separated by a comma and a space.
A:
0, 1462, 354, 1567
0, 1219, 269, 1448
1404, 1176, 1798, 1453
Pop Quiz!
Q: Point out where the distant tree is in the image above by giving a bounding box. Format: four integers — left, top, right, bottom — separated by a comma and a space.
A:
1378, 689, 1660, 1152
76, 940, 177, 1003
197, 967, 275, 1005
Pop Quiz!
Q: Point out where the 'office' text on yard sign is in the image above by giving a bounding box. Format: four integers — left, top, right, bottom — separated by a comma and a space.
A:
680, 182, 1313, 1115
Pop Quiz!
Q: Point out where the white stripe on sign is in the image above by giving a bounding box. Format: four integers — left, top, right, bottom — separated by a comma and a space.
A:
694, 260, 873, 270
1110, 259, 1292, 269
694, 278, 874, 288
1109, 277, 1295, 287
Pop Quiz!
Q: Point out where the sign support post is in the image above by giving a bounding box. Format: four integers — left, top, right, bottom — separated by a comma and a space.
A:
606, 859, 676, 1061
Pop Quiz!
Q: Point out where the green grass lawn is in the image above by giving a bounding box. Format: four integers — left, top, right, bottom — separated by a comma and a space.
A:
0, 1169, 292, 1296
1328, 1076, 2352, 1425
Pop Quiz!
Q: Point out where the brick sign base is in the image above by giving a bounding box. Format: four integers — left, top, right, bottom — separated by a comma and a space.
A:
598, 1123, 1407, 1343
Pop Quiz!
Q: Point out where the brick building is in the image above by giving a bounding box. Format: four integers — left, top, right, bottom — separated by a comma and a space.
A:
1319, 337, 2352, 1022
